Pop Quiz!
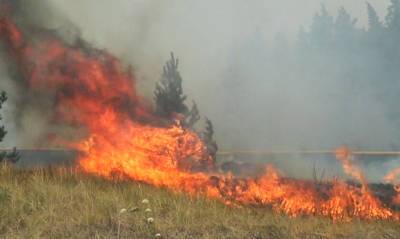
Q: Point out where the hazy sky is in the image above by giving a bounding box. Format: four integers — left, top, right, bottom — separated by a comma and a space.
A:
50, 0, 390, 40
1, 0, 395, 150
44, 0, 391, 88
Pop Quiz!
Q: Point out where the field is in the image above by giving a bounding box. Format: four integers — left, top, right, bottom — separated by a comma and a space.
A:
0, 165, 399, 239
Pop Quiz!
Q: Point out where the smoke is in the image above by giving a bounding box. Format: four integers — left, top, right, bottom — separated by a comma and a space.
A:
0, 0, 398, 180
22, 0, 391, 150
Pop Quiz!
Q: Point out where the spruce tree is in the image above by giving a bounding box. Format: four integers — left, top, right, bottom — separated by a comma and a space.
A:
309, 4, 334, 48
154, 54, 218, 161
386, 0, 400, 31
201, 118, 218, 161
154, 53, 200, 128
334, 7, 357, 36
155, 53, 188, 118
333, 7, 358, 49
367, 2, 383, 32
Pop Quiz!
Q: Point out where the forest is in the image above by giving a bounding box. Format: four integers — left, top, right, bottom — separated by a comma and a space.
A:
219, 1, 400, 150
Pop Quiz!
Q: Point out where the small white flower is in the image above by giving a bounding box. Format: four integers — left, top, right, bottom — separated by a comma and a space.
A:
155, 233, 161, 238
119, 208, 127, 214
145, 208, 152, 213
142, 199, 150, 204
147, 217, 154, 224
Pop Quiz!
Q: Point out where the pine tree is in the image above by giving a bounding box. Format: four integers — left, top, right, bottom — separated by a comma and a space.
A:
334, 7, 358, 48
154, 53, 201, 129
202, 118, 218, 161
384, 0, 400, 62
335, 7, 357, 35
367, 2, 383, 32
309, 4, 334, 48
154, 54, 218, 162
386, 0, 400, 31
0, 91, 19, 164
184, 101, 200, 129
155, 53, 188, 118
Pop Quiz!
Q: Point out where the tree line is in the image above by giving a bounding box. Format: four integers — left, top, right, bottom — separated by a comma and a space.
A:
217, 1, 400, 150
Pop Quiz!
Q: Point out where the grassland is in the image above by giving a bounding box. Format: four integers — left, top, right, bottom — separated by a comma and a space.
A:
0, 164, 398, 239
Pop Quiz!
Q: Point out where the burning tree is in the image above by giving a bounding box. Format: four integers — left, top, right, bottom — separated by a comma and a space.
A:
0, 91, 19, 163
155, 53, 218, 160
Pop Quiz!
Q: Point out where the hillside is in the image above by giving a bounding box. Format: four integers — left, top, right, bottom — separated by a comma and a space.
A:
0, 165, 398, 239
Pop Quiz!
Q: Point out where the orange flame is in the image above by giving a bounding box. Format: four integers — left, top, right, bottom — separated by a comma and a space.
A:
384, 167, 400, 205
0, 17, 399, 221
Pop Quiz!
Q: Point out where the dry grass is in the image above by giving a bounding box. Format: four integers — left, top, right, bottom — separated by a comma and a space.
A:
0, 164, 398, 239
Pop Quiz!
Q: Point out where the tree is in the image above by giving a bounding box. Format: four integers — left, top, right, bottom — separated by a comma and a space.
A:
154, 53, 201, 129
154, 54, 218, 162
309, 4, 334, 49
0, 91, 19, 164
333, 7, 360, 52
155, 53, 188, 118
334, 7, 357, 39
386, 0, 400, 31
367, 2, 383, 32
384, 0, 400, 67
184, 101, 200, 129
201, 118, 218, 161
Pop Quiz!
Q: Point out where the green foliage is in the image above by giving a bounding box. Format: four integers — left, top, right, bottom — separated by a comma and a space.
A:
201, 118, 218, 160
155, 53, 188, 118
154, 53, 217, 159
154, 53, 202, 128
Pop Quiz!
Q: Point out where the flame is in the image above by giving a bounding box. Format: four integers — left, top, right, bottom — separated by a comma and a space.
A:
0, 17, 399, 221
384, 167, 400, 205
334, 146, 366, 184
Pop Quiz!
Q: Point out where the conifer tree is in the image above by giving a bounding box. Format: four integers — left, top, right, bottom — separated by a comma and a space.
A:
309, 4, 334, 48
367, 2, 383, 32
386, 0, 400, 31
154, 54, 218, 161
155, 53, 188, 118
201, 118, 218, 161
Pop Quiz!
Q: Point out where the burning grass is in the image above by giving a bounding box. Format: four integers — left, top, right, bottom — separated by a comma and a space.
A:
0, 165, 398, 239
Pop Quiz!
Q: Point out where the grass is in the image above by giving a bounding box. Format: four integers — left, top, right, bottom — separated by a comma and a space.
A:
0, 164, 399, 238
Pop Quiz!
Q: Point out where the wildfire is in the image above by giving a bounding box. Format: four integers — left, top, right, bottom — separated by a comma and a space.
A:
0, 16, 399, 221
384, 167, 400, 205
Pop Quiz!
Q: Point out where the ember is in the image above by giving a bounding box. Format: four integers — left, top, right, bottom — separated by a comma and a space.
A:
0, 15, 399, 221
